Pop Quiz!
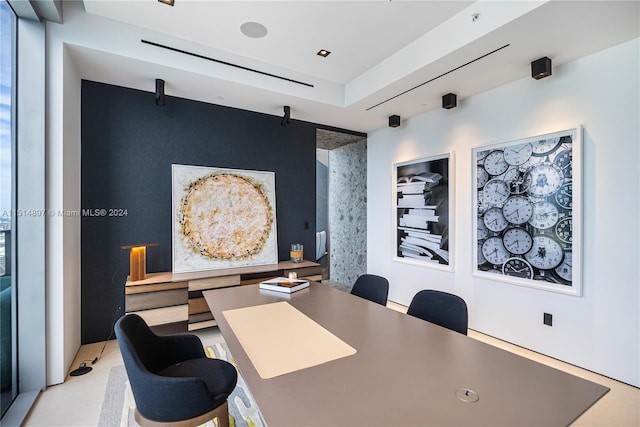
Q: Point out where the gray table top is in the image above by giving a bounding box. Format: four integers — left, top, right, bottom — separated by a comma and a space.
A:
204, 283, 609, 427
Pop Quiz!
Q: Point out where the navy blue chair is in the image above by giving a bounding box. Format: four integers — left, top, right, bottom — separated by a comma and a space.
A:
351, 274, 389, 306
115, 314, 237, 427
407, 290, 468, 335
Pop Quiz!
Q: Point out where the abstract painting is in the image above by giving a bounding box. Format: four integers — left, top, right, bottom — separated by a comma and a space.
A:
172, 164, 278, 273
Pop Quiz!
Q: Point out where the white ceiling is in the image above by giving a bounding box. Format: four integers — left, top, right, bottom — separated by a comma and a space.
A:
77, 0, 639, 133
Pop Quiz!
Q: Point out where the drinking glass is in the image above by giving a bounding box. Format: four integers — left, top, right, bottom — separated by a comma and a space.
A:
290, 244, 303, 262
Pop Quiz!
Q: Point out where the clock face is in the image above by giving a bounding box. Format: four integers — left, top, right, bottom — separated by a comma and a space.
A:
553, 149, 573, 179
524, 235, 564, 270
531, 138, 562, 157
477, 190, 490, 215
525, 163, 564, 198
555, 216, 573, 244
476, 150, 490, 162
483, 207, 509, 232
503, 142, 533, 166
477, 219, 489, 240
502, 196, 533, 225
529, 201, 559, 230
554, 182, 572, 210
483, 179, 510, 205
504, 167, 529, 195
483, 150, 509, 176
554, 250, 573, 282
482, 236, 510, 265
502, 227, 533, 255
477, 243, 487, 265
477, 166, 489, 189
502, 257, 534, 279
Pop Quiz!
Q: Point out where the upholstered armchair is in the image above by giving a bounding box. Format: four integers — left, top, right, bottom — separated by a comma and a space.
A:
115, 314, 237, 427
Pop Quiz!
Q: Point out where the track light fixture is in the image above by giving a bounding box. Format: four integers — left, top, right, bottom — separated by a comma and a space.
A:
531, 57, 552, 80
155, 79, 165, 107
442, 93, 457, 109
281, 106, 291, 127
388, 115, 401, 128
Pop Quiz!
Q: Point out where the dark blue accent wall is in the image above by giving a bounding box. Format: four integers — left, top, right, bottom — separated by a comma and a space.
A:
81, 80, 318, 344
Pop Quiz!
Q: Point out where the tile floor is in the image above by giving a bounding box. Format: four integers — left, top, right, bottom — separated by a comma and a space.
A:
20, 301, 640, 427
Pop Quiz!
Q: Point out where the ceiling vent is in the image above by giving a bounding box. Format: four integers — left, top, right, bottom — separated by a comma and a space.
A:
366, 44, 510, 111
141, 39, 314, 88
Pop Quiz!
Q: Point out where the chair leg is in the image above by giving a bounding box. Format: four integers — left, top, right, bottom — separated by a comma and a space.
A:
213, 401, 229, 427
135, 401, 230, 427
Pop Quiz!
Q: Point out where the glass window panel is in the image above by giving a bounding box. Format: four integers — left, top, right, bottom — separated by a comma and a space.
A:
0, 0, 15, 416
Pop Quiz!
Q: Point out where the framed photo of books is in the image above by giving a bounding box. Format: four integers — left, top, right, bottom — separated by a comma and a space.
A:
393, 153, 453, 271
472, 127, 582, 296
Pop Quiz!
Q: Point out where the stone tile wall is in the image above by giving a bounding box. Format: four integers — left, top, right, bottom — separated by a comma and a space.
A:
328, 138, 367, 287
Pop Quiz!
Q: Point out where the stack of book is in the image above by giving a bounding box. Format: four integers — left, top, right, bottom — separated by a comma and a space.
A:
398, 208, 439, 228
397, 172, 442, 208
397, 171, 448, 263
398, 227, 449, 262
259, 277, 310, 293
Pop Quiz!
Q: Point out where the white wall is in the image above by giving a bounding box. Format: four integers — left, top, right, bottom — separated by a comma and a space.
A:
43, 1, 639, 387
16, 16, 47, 392
45, 32, 83, 385
367, 38, 639, 387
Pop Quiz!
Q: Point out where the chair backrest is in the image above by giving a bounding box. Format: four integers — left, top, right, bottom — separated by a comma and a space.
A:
351, 274, 389, 306
115, 314, 168, 375
407, 290, 468, 335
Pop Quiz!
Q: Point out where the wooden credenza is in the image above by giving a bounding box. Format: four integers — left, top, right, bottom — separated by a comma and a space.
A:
125, 260, 322, 333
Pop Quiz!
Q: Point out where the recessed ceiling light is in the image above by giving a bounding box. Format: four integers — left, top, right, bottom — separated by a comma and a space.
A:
157, 0, 174, 6
240, 22, 268, 39
317, 49, 331, 58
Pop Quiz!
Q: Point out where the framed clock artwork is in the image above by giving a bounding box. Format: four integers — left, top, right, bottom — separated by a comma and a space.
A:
472, 127, 582, 296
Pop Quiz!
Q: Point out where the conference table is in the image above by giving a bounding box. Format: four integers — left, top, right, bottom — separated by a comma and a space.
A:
204, 282, 608, 426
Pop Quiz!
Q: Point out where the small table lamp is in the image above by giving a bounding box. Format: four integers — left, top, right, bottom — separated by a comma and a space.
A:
121, 243, 159, 281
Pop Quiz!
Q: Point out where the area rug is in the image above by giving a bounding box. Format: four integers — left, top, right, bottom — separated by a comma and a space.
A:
98, 342, 264, 427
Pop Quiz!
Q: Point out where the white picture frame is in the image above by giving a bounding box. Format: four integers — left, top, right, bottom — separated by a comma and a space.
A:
472, 127, 582, 296
172, 164, 278, 273
393, 152, 454, 272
